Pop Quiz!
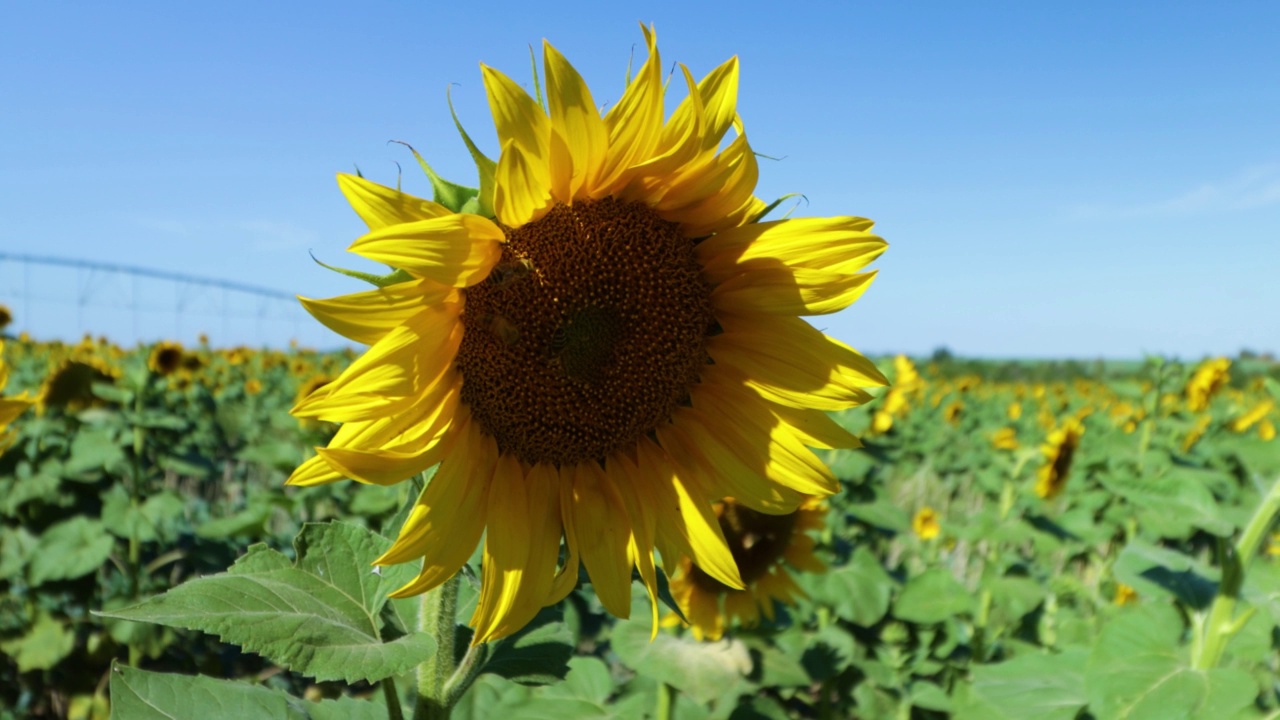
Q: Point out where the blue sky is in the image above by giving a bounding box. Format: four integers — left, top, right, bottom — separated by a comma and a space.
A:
2, 2, 1277, 358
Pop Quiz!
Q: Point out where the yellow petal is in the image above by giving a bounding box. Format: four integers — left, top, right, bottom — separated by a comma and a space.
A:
348, 214, 504, 288
658, 134, 759, 237
622, 64, 704, 190
692, 56, 740, 155
298, 277, 455, 346
543, 41, 606, 200
292, 309, 461, 422
637, 439, 744, 590
596, 25, 663, 195
470, 453, 563, 643
697, 217, 886, 285
381, 418, 492, 576
0, 397, 33, 426
337, 173, 452, 230
285, 453, 344, 487
564, 461, 633, 618
494, 139, 553, 228
691, 382, 839, 498
768, 403, 862, 450
657, 418, 802, 514
611, 454, 660, 637
713, 268, 877, 317
481, 64, 550, 166
708, 313, 887, 411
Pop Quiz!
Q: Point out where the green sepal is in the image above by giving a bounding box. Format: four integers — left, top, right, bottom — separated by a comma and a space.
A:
751, 193, 807, 224
389, 140, 480, 213
310, 252, 413, 288
447, 85, 497, 218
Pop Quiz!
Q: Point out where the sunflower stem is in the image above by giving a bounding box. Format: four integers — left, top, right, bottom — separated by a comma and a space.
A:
412, 572, 460, 720
382, 677, 405, 720
656, 681, 676, 720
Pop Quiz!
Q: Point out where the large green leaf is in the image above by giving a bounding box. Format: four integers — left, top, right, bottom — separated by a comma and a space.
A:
893, 568, 976, 624
97, 522, 433, 683
952, 647, 1088, 720
0, 611, 76, 672
28, 516, 115, 586
610, 616, 751, 705
1085, 603, 1257, 719
481, 607, 574, 686
806, 546, 895, 626
1112, 541, 1219, 610
108, 664, 386, 720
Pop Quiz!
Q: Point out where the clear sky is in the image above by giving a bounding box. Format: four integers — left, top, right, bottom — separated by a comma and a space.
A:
2, 2, 1277, 358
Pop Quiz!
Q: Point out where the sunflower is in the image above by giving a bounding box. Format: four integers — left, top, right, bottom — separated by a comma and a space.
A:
1185, 358, 1230, 412
0, 304, 12, 333
288, 28, 886, 643
1035, 417, 1083, 499
666, 497, 826, 641
36, 356, 120, 415
911, 506, 941, 540
0, 340, 35, 454
147, 341, 185, 376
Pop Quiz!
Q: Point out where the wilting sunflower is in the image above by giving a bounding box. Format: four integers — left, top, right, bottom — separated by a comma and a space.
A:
1035, 417, 1083, 499
0, 341, 35, 454
147, 341, 185, 376
37, 356, 120, 415
289, 27, 886, 643
666, 497, 826, 641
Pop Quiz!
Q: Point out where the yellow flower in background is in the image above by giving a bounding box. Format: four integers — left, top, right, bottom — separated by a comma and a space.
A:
0, 341, 35, 454
991, 427, 1019, 451
911, 507, 941, 540
1114, 583, 1138, 606
1230, 399, 1274, 434
1007, 401, 1022, 421
0, 304, 12, 333
1185, 357, 1230, 412
1260, 420, 1277, 442
893, 355, 922, 391
870, 387, 909, 434
666, 498, 826, 641
245, 378, 264, 395
943, 400, 964, 426
147, 341, 185, 376
1035, 417, 1083, 499
288, 29, 886, 643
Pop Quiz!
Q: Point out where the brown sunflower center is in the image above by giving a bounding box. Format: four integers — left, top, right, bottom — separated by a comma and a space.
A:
456, 198, 714, 466
690, 504, 798, 592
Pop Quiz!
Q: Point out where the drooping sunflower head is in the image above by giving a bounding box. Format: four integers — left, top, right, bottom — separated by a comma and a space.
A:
148, 341, 185, 377
667, 497, 827, 641
37, 356, 120, 415
1035, 417, 1084, 499
289, 27, 887, 643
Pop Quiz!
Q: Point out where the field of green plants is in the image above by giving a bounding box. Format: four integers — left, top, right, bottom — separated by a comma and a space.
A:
2, 334, 1279, 719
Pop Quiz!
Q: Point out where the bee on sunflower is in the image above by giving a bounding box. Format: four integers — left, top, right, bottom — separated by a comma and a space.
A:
289, 27, 886, 643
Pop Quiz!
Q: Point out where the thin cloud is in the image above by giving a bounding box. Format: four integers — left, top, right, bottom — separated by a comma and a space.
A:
1070, 164, 1280, 219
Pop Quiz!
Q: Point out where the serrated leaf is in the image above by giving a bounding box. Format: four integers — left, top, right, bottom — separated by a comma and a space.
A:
893, 568, 975, 623
28, 516, 115, 586
108, 664, 386, 720
98, 522, 433, 683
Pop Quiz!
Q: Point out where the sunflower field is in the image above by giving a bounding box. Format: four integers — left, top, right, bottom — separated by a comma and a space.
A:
2, 329, 1279, 719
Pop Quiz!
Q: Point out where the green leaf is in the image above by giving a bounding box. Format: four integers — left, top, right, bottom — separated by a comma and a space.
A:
28, 516, 115, 586
481, 607, 575, 686
1113, 541, 1220, 610
541, 656, 614, 705
102, 486, 186, 543
806, 545, 894, 626
0, 525, 37, 581
392, 140, 480, 213
309, 253, 414, 289
893, 568, 975, 623
194, 501, 273, 539
97, 522, 433, 683
107, 664, 386, 720
952, 648, 1088, 720
1085, 603, 1257, 719
0, 611, 75, 672
610, 615, 752, 704
63, 425, 127, 477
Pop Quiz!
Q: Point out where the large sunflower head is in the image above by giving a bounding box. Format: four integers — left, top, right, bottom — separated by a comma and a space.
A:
36, 355, 120, 415
666, 497, 826, 641
289, 27, 887, 643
